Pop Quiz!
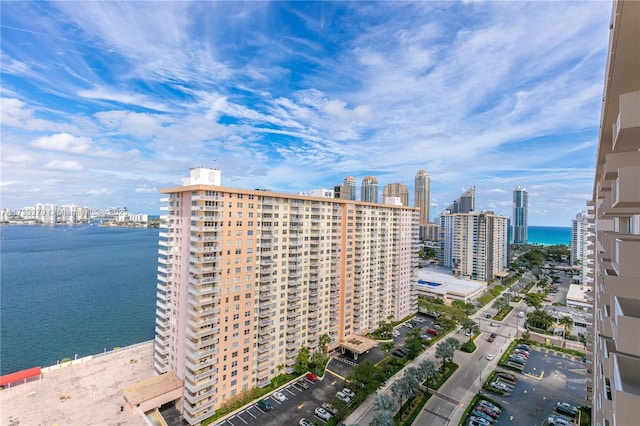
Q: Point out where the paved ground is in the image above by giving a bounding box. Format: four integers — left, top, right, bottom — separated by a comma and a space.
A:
1, 342, 154, 426
486, 348, 587, 426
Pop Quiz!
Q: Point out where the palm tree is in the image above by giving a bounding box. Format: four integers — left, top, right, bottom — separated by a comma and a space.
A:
418, 360, 437, 393
371, 409, 395, 426
559, 316, 574, 342
492, 296, 509, 312
435, 341, 454, 371
382, 341, 394, 357
374, 393, 396, 412
523, 292, 545, 310
527, 309, 555, 331
461, 319, 480, 338
319, 333, 331, 358
444, 337, 461, 352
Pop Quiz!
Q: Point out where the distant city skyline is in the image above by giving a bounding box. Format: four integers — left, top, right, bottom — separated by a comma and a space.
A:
0, 1, 612, 226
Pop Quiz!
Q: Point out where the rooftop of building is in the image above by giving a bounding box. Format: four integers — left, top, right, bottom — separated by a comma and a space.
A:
1, 342, 154, 426
414, 267, 486, 296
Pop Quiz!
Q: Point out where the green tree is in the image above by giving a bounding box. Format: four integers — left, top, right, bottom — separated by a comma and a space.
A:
523, 292, 545, 310
492, 296, 510, 312
378, 320, 394, 339
347, 360, 385, 395
418, 360, 437, 393
382, 341, 394, 356
374, 393, 396, 412
435, 341, 454, 371
405, 329, 423, 359
293, 346, 310, 375
319, 333, 331, 358
527, 309, 555, 331
559, 316, 574, 340
444, 337, 461, 352
371, 409, 395, 426
310, 350, 325, 373
461, 319, 480, 339
391, 375, 419, 407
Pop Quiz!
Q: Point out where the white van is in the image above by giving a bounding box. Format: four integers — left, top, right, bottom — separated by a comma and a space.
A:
518, 311, 525, 318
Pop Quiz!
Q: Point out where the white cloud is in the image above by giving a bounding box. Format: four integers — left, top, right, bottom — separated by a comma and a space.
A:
31, 133, 91, 154
43, 160, 84, 171
134, 187, 158, 194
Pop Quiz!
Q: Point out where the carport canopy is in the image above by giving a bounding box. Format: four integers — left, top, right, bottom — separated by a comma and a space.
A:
339, 335, 379, 360
123, 371, 183, 411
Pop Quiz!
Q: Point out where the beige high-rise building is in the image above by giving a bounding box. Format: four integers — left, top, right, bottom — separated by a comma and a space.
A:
382, 182, 409, 206
439, 211, 509, 282
150, 168, 419, 424
588, 1, 640, 425
414, 170, 430, 226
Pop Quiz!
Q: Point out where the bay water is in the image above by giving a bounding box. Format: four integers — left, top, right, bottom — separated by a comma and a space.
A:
0, 225, 158, 375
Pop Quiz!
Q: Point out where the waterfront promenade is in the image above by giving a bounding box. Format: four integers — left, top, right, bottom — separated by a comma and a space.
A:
1, 341, 155, 426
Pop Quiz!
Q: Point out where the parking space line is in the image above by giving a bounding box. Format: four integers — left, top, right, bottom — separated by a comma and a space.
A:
227, 418, 236, 426
285, 387, 296, 396
235, 413, 248, 424
245, 409, 257, 418
254, 405, 265, 414
271, 396, 282, 404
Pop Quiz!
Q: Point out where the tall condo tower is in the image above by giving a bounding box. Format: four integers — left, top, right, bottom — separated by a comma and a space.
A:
439, 211, 509, 281
145, 168, 419, 424
446, 187, 475, 214
414, 170, 430, 226
361, 176, 379, 203
588, 1, 640, 424
343, 176, 356, 201
512, 186, 528, 244
383, 183, 409, 206
571, 211, 593, 286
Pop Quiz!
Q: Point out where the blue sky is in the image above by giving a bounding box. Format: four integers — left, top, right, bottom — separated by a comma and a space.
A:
1, 1, 611, 226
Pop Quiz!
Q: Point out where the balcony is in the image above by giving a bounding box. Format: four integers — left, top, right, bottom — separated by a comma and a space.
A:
612, 296, 640, 355
611, 353, 640, 421
612, 91, 640, 152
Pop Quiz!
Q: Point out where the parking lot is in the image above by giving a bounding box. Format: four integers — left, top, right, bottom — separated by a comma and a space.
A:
214, 374, 350, 426
216, 314, 440, 426
486, 347, 587, 426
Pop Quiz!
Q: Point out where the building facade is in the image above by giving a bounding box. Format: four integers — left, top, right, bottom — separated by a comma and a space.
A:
588, 1, 640, 425
382, 182, 409, 206
446, 187, 475, 214
571, 211, 593, 286
512, 186, 528, 244
153, 168, 419, 424
414, 169, 431, 227
360, 176, 379, 203
439, 211, 509, 281
343, 176, 356, 201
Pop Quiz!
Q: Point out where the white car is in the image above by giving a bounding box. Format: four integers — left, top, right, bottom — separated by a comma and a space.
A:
478, 400, 502, 413
342, 387, 355, 398
491, 381, 510, 391
548, 414, 575, 425
272, 391, 287, 402
335, 391, 352, 404
486, 353, 495, 360
314, 407, 332, 421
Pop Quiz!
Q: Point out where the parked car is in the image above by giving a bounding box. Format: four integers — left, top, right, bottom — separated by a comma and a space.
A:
315, 407, 332, 421
468, 419, 487, 426
548, 414, 575, 425
342, 388, 355, 398
468, 416, 491, 426
478, 400, 502, 413
305, 372, 318, 382
299, 419, 313, 426
392, 349, 406, 358
510, 353, 527, 362
420, 334, 433, 341
555, 402, 578, 418
491, 381, 510, 392
257, 399, 273, 411
475, 405, 498, 418
398, 348, 410, 356
335, 391, 352, 404
272, 391, 287, 402
471, 410, 495, 423
405, 323, 414, 329
496, 372, 516, 384
485, 314, 492, 319
322, 402, 337, 415
427, 328, 439, 336
508, 356, 525, 365
515, 344, 531, 352
296, 380, 309, 390
512, 349, 529, 357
